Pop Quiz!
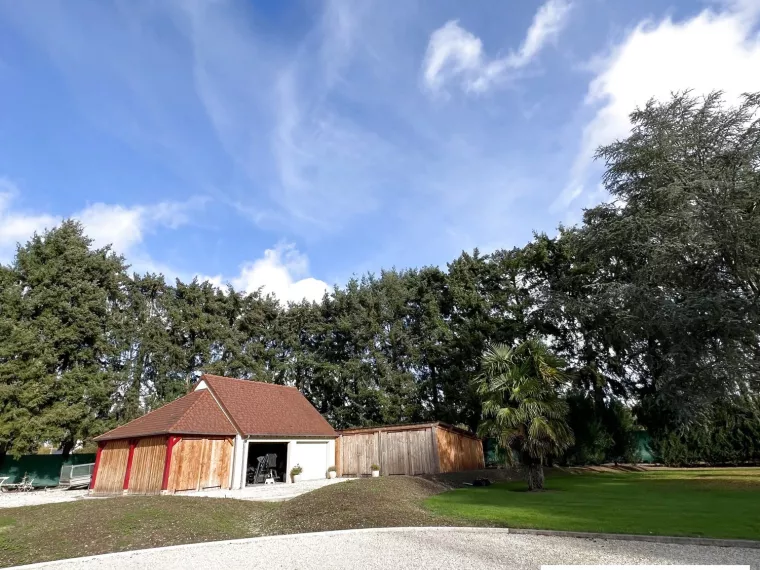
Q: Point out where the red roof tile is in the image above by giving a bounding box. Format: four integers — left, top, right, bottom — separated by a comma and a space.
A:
201, 374, 337, 438
94, 390, 237, 441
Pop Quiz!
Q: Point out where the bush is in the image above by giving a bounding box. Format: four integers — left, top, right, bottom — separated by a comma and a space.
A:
563, 393, 641, 466
650, 396, 760, 466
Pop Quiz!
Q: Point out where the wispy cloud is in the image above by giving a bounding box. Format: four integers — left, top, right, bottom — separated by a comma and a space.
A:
555, 1, 760, 213
422, 0, 572, 94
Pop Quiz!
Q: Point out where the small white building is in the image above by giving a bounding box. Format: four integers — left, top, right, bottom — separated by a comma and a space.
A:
91, 374, 337, 494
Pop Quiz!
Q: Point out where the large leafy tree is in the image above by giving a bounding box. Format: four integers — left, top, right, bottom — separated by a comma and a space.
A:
475, 339, 574, 490
580, 91, 760, 426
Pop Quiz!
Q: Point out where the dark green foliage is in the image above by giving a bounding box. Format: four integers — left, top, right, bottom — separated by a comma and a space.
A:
651, 396, 760, 466
476, 340, 574, 489
564, 393, 640, 465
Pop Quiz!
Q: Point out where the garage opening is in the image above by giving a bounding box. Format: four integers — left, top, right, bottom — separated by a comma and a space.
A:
246, 442, 287, 485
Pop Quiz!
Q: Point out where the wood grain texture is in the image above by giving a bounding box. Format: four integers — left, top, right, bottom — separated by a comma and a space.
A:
340, 426, 440, 475
167, 437, 233, 493
92, 440, 130, 494
340, 432, 378, 475
335, 436, 342, 477
436, 426, 485, 473
127, 436, 167, 494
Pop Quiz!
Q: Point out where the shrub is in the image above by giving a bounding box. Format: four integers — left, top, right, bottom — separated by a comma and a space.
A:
370, 464, 380, 471
290, 464, 303, 476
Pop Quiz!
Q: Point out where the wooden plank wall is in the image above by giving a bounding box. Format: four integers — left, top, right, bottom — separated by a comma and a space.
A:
335, 435, 342, 476
340, 432, 378, 475
436, 426, 485, 473
198, 438, 233, 489
340, 427, 439, 476
167, 437, 233, 493
92, 440, 130, 494
128, 436, 167, 494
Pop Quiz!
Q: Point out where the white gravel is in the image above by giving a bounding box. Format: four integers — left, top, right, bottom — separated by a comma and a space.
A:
11, 527, 760, 570
178, 478, 351, 501
0, 488, 88, 509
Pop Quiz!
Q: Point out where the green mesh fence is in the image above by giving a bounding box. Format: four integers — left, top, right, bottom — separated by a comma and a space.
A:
0, 454, 97, 488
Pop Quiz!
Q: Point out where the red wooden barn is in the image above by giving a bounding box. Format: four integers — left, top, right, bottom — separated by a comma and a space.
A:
90, 374, 337, 494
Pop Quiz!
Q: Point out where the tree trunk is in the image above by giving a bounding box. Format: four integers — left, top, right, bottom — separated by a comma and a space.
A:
527, 463, 544, 491
61, 440, 75, 460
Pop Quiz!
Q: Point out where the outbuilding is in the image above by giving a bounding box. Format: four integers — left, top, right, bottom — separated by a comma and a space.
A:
91, 374, 337, 495
336, 422, 484, 477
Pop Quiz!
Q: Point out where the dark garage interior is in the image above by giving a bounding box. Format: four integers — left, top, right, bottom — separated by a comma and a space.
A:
246, 442, 288, 485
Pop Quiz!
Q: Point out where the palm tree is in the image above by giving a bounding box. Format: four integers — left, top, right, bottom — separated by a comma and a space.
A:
475, 339, 574, 491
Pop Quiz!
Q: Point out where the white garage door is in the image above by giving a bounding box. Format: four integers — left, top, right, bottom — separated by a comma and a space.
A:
294, 441, 328, 480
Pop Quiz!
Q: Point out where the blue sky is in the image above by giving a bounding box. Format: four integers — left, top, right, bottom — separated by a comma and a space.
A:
1, 0, 759, 302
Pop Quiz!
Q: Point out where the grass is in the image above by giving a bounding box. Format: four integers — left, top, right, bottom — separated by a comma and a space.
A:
425, 467, 760, 540
0, 477, 447, 568
1, 469, 758, 567
0, 496, 276, 568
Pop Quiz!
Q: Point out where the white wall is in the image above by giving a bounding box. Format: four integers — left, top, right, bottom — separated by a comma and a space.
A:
291, 441, 330, 481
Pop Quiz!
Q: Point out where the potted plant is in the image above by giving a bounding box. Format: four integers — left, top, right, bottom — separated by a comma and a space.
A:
327, 466, 337, 479
290, 464, 303, 483
371, 464, 380, 477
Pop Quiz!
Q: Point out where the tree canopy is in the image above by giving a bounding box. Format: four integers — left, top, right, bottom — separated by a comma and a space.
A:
0, 91, 758, 462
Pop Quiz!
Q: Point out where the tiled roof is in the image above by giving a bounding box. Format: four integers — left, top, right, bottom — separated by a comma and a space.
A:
93, 390, 237, 441
201, 374, 337, 438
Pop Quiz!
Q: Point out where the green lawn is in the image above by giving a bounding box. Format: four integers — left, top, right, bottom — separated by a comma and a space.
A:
425, 468, 760, 540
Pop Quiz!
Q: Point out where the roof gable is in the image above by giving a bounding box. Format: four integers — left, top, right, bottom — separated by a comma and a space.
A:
94, 390, 237, 441
200, 374, 337, 438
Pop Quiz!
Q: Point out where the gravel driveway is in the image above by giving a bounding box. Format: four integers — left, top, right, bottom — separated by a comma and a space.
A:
14, 527, 759, 570
180, 477, 351, 501
0, 489, 88, 509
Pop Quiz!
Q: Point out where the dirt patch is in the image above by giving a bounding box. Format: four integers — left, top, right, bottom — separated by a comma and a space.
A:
265, 476, 464, 535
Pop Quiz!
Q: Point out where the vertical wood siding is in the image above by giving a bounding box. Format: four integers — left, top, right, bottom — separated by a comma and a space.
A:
198, 437, 233, 489
167, 437, 233, 493
436, 426, 485, 472
340, 433, 378, 475
335, 436, 342, 476
92, 440, 130, 494
340, 425, 456, 476
127, 436, 167, 494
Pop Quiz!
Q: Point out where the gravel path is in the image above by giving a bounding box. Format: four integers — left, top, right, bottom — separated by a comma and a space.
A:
14, 528, 759, 570
0, 489, 88, 509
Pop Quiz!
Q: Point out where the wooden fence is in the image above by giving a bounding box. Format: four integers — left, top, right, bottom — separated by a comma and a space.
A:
336, 423, 483, 476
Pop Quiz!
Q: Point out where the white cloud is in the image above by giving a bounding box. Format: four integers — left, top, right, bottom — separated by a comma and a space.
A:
221, 243, 329, 304
0, 178, 203, 273
74, 198, 205, 256
0, 179, 57, 261
556, 2, 760, 211
509, 0, 574, 68
422, 0, 572, 93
